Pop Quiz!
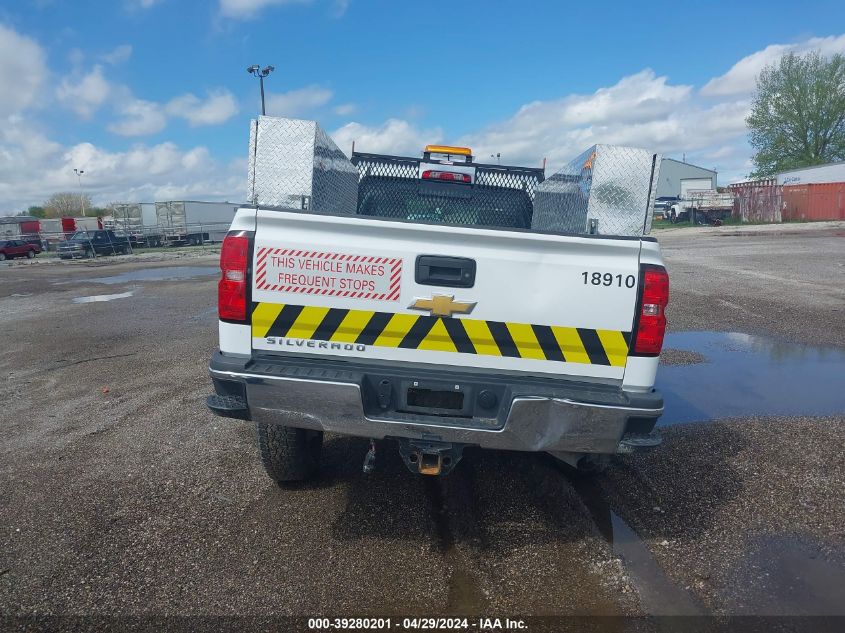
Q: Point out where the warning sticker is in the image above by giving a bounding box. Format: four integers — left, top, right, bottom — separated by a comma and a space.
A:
255, 248, 402, 301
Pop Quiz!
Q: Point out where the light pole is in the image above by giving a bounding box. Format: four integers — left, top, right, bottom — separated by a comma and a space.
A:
73, 168, 86, 217
247, 65, 274, 115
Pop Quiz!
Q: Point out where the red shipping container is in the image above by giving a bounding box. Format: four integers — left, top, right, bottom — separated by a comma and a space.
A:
783, 182, 845, 221
61, 217, 77, 236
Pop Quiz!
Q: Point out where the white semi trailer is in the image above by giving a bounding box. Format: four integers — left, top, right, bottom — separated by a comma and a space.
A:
155, 201, 241, 245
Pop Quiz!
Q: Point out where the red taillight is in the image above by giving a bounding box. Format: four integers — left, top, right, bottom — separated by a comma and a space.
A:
422, 170, 471, 183
632, 265, 669, 355
218, 234, 249, 321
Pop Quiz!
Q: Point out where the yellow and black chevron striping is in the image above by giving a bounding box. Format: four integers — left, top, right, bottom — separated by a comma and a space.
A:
251, 302, 631, 367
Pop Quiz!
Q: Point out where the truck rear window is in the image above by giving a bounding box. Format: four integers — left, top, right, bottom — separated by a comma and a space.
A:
357, 176, 534, 229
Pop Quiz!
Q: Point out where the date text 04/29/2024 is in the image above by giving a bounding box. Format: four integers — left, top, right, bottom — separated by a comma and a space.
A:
307, 617, 528, 630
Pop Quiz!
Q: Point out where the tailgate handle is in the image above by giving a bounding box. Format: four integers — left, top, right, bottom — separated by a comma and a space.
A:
415, 255, 476, 288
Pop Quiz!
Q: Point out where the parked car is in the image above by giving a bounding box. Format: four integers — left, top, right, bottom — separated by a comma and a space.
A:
57, 230, 133, 259
653, 196, 679, 220
0, 239, 42, 261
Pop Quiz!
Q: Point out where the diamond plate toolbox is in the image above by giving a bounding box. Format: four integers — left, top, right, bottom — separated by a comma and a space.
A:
247, 116, 358, 213
532, 145, 661, 236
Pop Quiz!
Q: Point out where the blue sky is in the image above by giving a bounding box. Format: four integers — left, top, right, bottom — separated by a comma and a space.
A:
1, 0, 845, 210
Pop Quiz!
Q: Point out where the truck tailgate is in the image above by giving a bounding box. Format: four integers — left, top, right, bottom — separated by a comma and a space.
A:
250, 210, 643, 381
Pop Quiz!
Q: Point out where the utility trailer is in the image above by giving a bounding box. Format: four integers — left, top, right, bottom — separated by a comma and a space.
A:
108, 203, 166, 247
155, 201, 239, 245
670, 189, 734, 225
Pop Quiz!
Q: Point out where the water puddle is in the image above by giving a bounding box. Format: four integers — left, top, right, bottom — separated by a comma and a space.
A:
62, 266, 218, 285
88, 266, 218, 284
722, 535, 845, 615
657, 331, 845, 425
73, 290, 136, 304
572, 477, 703, 615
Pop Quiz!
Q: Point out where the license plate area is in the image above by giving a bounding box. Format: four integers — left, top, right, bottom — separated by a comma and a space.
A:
360, 374, 507, 427
407, 387, 464, 411
400, 380, 471, 417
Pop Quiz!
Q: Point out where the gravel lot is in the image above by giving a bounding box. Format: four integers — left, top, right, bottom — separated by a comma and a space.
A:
0, 225, 843, 625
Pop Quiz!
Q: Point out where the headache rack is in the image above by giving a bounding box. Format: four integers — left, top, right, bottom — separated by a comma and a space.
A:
351, 151, 545, 229
246, 116, 660, 237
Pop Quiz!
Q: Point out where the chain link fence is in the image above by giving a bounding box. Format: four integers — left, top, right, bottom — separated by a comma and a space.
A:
2, 222, 232, 259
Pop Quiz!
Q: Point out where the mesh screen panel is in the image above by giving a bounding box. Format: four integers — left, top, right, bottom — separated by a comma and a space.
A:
351, 153, 543, 230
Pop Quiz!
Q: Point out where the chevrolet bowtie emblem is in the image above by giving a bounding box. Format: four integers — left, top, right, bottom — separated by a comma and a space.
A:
408, 295, 477, 318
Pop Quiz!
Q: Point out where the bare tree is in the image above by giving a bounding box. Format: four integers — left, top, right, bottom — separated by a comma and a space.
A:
43, 192, 93, 218
747, 51, 845, 178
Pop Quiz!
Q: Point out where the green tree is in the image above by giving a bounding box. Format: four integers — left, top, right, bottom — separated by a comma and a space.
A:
27, 206, 47, 218
747, 51, 845, 178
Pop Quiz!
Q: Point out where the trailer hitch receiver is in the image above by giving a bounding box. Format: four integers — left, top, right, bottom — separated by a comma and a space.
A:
396, 439, 464, 476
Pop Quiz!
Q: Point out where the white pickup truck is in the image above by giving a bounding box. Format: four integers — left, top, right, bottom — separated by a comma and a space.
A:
208, 129, 668, 482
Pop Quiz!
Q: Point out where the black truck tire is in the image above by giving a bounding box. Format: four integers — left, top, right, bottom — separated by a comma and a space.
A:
27, 250, 35, 259
256, 423, 323, 483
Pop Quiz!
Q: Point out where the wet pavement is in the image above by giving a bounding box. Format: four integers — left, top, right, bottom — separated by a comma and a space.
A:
84, 265, 218, 284
720, 534, 845, 615
72, 290, 137, 304
0, 230, 843, 623
657, 331, 845, 425
571, 477, 704, 616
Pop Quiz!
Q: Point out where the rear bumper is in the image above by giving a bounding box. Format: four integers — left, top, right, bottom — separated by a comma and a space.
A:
208, 351, 663, 455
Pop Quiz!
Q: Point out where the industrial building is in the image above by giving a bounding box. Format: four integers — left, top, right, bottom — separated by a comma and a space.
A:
655, 158, 717, 198
776, 160, 845, 186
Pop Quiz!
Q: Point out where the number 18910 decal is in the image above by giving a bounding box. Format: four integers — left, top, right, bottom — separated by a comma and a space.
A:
582, 271, 637, 288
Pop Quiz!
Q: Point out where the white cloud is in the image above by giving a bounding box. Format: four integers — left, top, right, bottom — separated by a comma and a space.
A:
332, 119, 442, 156
0, 116, 244, 210
265, 85, 333, 117
333, 102, 356, 116
166, 90, 239, 126
701, 33, 845, 97
56, 68, 238, 133
127, 0, 163, 9
68, 47, 85, 66
331, 69, 753, 183
108, 98, 167, 136
0, 23, 48, 117
101, 44, 132, 65
457, 69, 698, 170
56, 65, 111, 118
219, 0, 309, 19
